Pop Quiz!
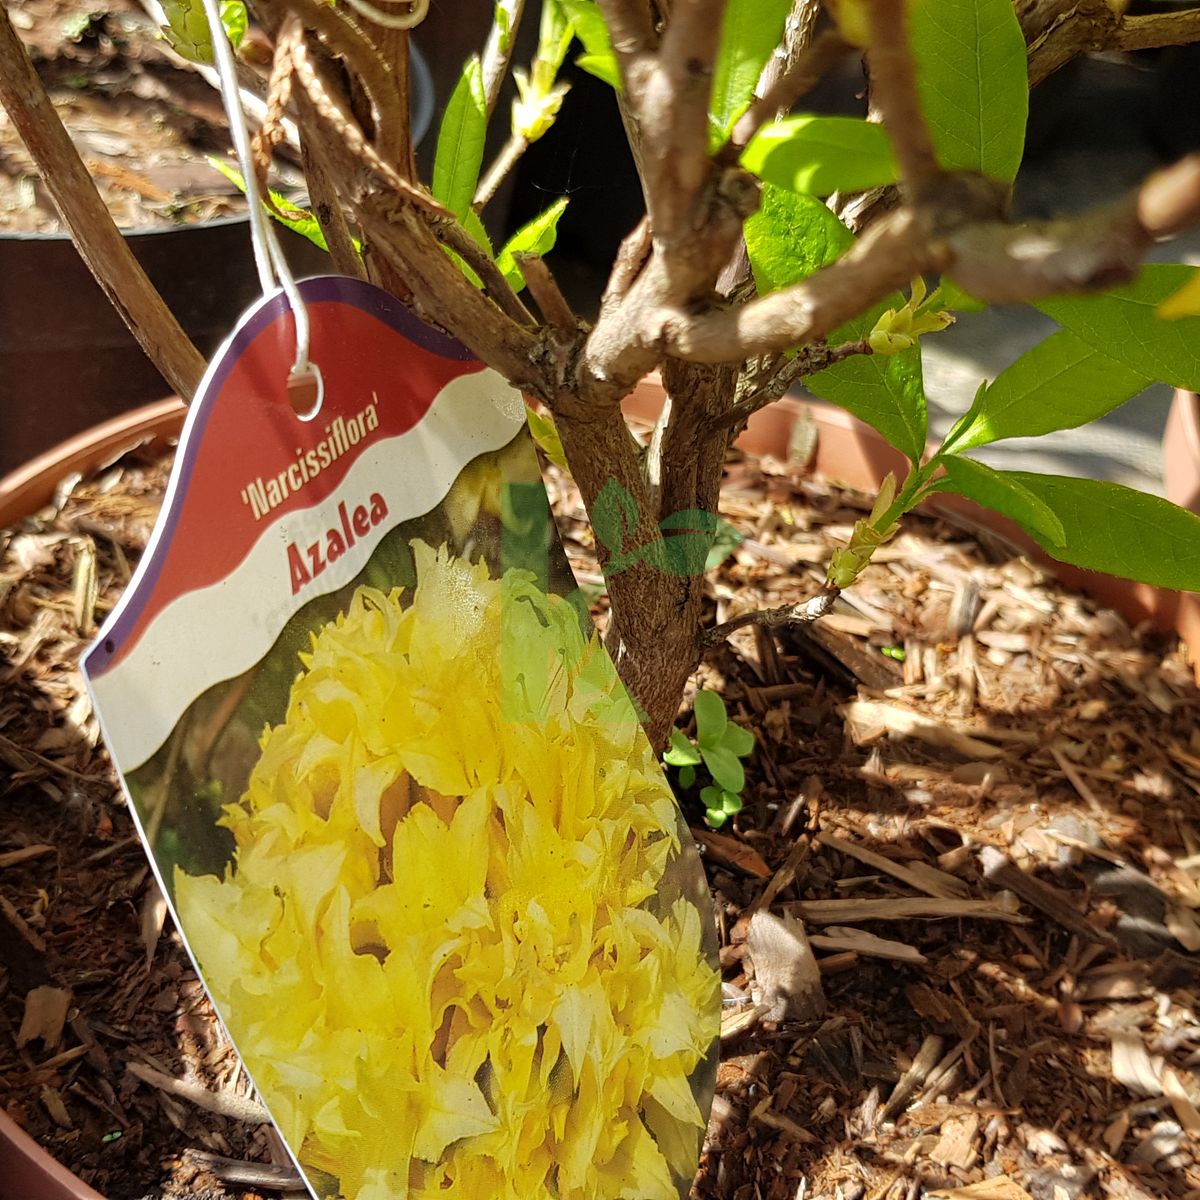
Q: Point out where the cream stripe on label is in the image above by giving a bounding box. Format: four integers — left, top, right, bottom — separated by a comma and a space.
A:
93, 371, 524, 771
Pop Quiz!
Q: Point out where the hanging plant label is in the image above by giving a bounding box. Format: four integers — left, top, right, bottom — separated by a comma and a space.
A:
82, 277, 719, 1200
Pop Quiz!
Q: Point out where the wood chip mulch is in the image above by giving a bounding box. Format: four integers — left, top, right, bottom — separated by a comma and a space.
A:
3, 435, 1200, 1200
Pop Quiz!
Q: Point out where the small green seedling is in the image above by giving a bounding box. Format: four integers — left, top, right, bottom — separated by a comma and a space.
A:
664, 689, 755, 829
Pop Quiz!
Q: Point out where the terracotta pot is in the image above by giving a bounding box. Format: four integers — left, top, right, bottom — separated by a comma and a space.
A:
2, 381, 1198, 1197
1165, 388, 1200, 516
0, 1110, 105, 1200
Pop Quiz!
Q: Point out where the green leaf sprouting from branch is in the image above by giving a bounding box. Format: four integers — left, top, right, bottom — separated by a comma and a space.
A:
1036, 264, 1200, 393
744, 185, 926, 463
741, 116, 899, 196
433, 56, 488, 220
950, 470, 1200, 592
557, 0, 620, 88
908, 0, 1028, 182
946, 329, 1152, 451
496, 198, 569, 290
208, 157, 350, 253
709, 0, 793, 137
744, 184, 854, 294
808, 297, 929, 465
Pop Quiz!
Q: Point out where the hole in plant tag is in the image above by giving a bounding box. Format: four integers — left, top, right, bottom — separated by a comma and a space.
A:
287, 362, 324, 421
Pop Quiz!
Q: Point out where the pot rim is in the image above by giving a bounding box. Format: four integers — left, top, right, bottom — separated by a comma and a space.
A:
0, 397, 186, 529
0, 1107, 107, 1200
0, 213, 258, 244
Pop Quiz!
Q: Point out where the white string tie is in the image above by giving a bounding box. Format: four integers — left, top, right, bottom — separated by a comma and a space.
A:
198, 0, 314, 386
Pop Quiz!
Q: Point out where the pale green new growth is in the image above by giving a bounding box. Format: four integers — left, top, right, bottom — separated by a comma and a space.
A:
664, 690, 756, 829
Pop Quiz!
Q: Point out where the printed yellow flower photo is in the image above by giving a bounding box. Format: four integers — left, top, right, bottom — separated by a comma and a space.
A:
122, 436, 720, 1200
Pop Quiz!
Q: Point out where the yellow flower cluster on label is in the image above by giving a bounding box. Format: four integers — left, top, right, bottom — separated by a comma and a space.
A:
175, 541, 718, 1200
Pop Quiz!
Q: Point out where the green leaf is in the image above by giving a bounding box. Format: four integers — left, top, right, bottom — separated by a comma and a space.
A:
575, 53, 620, 86
703, 804, 729, 829
719, 721, 755, 758
442, 207, 495, 287
536, 0, 575, 74
161, 0, 244, 62
808, 297, 928, 463
462, 207, 494, 255
497, 198, 569, 290
937, 457, 1066, 546
219, 0, 247, 48
433, 57, 487, 220
664, 729, 703, 767
702, 786, 742, 817
909, 0, 1028, 182
745, 184, 854, 295
701, 744, 745, 794
1036, 264, 1200, 392
949, 330, 1152, 451
524, 403, 569, 471
559, 0, 621, 88
693, 689, 728, 744
679, 764, 696, 789
995, 472, 1200, 592
591, 480, 639, 558
744, 187, 919, 462
710, 0, 793, 136
741, 116, 899, 196
208, 157, 339, 253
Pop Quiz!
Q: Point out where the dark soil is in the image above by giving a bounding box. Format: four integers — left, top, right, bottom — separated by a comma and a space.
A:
3, 432, 1200, 1200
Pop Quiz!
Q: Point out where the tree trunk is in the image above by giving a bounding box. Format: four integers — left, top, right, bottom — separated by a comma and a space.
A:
554, 364, 737, 751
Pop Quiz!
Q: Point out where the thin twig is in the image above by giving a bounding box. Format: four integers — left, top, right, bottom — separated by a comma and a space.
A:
251, 15, 301, 212
296, 90, 367, 279
280, 0, 409, 172
729, 28, 847, 153
126, 1062, 272, 1125
753, 0, 822, 100
0, 2, 205, 400
184, 1151, 304, 1192
481, 0, 526, 116
663, 208, 924, 362
638, 0, 728, 244
665, 149, 1200, 362
864, 0, 940, 200
431, 217, 536, 326
1026, 1, 1200, 85
716, 338, 872, 431
515, 253, 576, 330
1117, 7, 1200, 51
601, 216, 652, 311
702, 587, 841, 649
290, 35, 446, 214
353, 190, 544, 389
366, 21, 415, 175
474, 131, 530, 210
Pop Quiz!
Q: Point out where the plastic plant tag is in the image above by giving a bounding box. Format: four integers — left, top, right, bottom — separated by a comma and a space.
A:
82, 277, 719, 1200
